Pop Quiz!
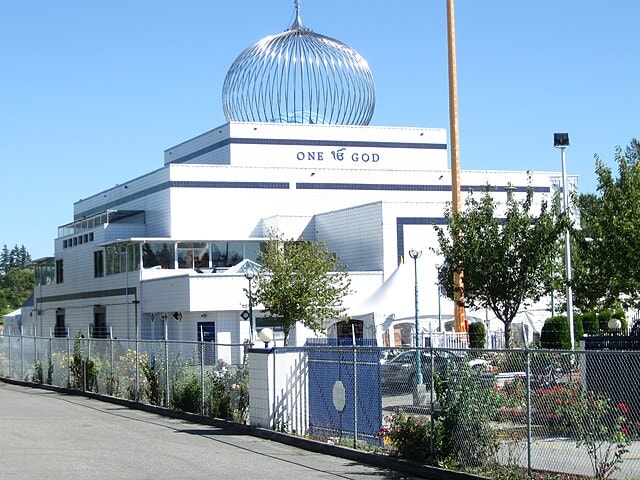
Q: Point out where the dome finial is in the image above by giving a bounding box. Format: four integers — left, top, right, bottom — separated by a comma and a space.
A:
291, 0, 303, 30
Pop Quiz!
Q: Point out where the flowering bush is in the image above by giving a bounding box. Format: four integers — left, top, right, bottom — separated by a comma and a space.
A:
531, 382, 583, 430
566, 393, 630, 479
495, 377, 527, 423
378, 409, 436, 464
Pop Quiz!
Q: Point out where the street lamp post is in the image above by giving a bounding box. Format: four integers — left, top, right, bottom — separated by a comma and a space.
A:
409, 249, 423, 385
554, 133, 575, 349
436, 265, 443, 333
244, 268, 256, 344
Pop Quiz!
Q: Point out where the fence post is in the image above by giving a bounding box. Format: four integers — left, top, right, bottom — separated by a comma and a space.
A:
164, 322, 170, 408
429, 345, 435, 457
135, 336, 140, 401
8, 332, 12, 378
525, 345, 532, 477
67, 329, 71, 388
200, 332, 205, 416
352, 337, 358, 448
20, 326, 24, 380
34, 327, 38, 369
48, 331, 52, 385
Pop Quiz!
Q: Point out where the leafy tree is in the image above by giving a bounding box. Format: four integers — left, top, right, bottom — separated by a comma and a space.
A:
253, 231, 352, 345
434, 186, 564, 348
0, 268, 35, 314
573, 139, 640, 311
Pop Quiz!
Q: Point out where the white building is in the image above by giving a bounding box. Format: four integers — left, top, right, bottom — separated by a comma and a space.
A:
24, 5, 569, 353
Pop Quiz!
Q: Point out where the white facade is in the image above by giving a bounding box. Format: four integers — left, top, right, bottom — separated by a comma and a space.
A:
28, 121, 568, 353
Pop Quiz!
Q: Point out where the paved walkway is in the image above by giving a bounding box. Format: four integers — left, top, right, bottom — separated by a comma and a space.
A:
0, 382, 422, 480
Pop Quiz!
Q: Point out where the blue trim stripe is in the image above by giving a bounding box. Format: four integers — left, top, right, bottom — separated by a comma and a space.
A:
171, 181, 289, 189
168, 137, 447, 164
169, 138, 231, 164
298, 183, 550, 193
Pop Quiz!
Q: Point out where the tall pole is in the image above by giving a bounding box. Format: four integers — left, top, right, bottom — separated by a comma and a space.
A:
409, 249, 423, 385
447, 0, 466, 333
559, 144, 575, 349
245, 269, 255, 344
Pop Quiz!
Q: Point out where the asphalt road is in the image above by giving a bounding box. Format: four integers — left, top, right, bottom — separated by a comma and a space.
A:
0, 382, 417, 480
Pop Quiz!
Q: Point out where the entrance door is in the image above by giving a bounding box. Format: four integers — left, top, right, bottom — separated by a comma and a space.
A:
197, 322, 216, 365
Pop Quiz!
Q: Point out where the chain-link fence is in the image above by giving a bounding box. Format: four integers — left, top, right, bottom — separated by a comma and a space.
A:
262, 345, 640, 479
0, 333, 250, 423
3, 333, 640, 479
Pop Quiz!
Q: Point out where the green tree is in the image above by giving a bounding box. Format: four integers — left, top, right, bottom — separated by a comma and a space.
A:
0, 245, 10, 275
0, 244, 31, 275
434, 186, 564, 348
254, 231, 352, 345
0, 268, 35, 313
573, 139, 640, 311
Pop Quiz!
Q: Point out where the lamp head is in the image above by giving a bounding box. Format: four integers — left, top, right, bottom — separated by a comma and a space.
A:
259, 327, 274, 348
554, 133, 569, 148
408, 249, 422, 260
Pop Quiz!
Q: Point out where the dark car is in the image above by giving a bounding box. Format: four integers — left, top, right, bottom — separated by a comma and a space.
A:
381, 349, 464, 392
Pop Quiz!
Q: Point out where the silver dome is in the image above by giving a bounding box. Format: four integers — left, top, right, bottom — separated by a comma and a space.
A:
222, 2, 375, 125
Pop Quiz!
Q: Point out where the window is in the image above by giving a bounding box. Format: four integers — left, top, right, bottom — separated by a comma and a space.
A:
127, 243, 140, 271
243, 241, 266, 262
54, 309, 67, 338
93, 306, 108, 339
35, 263, 55, 286
106, 246, 120, 275
177, 242, 209, 270
336, 320, 364, 339
94, 250, 104, 278
55, 259, 64, 284
211, 241, 242, 268
142, 242, 175, 269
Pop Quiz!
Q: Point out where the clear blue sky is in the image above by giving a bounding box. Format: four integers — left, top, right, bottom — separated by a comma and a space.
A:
1, 1, 638, 259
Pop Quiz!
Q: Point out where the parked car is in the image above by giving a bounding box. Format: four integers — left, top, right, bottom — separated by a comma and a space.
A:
381, 349, 464, 392
452, 357, 526, 388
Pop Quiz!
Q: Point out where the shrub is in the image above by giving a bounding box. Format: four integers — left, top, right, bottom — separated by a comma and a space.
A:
468, 321, 486, 349
540, 316, 571, 349
566, 389, 630, 479
206, 370, 232, 420
172, 373, 201, 413
583, 311, 599, 334
140, 356, 162, 406
573, 313, 584, 342
378, 409, 438, 464
435, 365, 499, 467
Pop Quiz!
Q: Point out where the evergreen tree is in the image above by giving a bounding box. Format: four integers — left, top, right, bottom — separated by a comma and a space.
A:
0, 244, 9, 275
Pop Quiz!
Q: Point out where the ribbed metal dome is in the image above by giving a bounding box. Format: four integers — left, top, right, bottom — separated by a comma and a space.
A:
222, 2, 375, 125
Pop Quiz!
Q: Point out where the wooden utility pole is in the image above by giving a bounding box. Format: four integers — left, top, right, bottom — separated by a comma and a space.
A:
447, 0, 466, 333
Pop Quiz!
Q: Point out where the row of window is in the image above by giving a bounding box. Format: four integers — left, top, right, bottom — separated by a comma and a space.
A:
37, 240, 266, 285
63, 232, 95, 249
93, 240, 266, 278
